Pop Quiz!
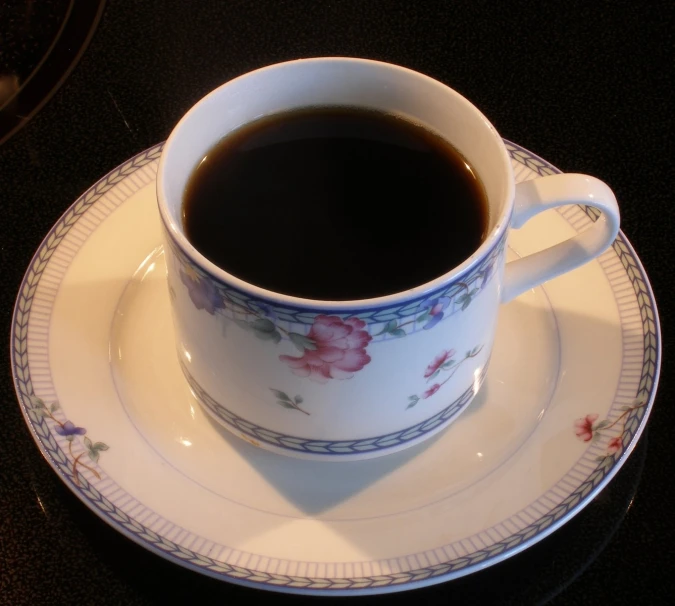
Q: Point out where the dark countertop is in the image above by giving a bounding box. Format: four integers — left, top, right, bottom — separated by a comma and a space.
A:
1, 1, 673, 604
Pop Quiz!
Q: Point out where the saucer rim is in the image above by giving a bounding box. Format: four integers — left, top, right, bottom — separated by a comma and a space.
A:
10, 141, 661, 595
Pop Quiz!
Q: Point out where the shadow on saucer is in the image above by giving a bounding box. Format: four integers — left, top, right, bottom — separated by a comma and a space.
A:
202, 411, 443, 516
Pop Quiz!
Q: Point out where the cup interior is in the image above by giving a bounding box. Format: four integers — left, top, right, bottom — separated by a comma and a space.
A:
158, 58, 514, 301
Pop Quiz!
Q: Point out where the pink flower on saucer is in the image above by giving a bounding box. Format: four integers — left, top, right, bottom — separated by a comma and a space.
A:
573, 413, 599, 442
423, 384, 442, 399
424, 349, 456, 379
607, 436, 622, 454
279, 315, 372, 383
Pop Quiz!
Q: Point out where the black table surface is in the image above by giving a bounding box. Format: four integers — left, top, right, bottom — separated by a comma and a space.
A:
1, 1, 673, 604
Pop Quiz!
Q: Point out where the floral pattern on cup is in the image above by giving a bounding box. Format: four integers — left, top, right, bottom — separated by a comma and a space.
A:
180, 265, 225, 315
415, 281, 481, 329
573, 398, 647, 460
407, 344, 484, 409
375, 285, 482, 339
279, 315, 372, 383
170, 237, 499, 385
27, 397, 109, 486
168, 231, 504, 332
270, 389, 309, 415
176, 259, 375, 383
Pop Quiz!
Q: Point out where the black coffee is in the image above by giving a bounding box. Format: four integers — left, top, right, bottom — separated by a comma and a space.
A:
182, 107, 488, 300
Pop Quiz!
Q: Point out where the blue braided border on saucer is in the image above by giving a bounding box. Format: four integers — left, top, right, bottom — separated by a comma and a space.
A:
10, 141, 660, 593
181, 361, 489, 456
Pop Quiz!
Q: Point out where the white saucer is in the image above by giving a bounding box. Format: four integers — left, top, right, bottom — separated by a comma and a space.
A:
11, 142, 661, 595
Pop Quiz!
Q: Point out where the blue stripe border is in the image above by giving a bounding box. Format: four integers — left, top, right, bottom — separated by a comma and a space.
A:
183, 360, 489, 456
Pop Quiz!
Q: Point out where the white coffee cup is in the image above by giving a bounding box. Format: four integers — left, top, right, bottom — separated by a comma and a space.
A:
157, 58, 620, 460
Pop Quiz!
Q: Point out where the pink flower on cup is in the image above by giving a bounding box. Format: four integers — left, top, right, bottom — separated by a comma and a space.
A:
279, 315, 372, 383
405, 343, 482, 409
607, 436, 622, 454
573, 413, 599, 442
424, 349, 456, 379
423, 384, 441, 399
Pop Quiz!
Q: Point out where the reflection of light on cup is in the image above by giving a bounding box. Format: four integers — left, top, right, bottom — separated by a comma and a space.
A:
477, 452, 483, 460
141, 261, 156, 280
189, 404, 196, 420
182, 345, 192, 363
177, 437, 192, 447
473, 367, 482, 395
463, 161, 477, 180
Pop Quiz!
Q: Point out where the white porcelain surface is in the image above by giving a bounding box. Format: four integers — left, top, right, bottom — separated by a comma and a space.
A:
157, 58, 621, 458
11, 143, 659, 594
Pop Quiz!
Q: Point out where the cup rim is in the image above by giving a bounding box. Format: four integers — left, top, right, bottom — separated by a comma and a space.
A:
157, 57, 515, 310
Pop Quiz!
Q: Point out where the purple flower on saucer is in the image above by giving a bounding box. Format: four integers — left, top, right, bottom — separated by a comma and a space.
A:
55, 421, 87, 439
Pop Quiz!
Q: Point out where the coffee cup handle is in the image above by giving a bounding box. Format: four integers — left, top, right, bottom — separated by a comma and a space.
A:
501, 173, 620, 303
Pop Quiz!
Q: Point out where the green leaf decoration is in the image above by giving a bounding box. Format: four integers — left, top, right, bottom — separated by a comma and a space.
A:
250, 318, 276, 333
255, 328, 281, 343
84, 436, 93, 449
416, 311, 431, 323
88, 450, 100, 463
289, 332, 317, 351
234, 318, 252, 331
441, 360, 456, 369
271, 389, 309, 415
384, 320, 398, 333
461, 298, 472, 310
406, 395, 420, 409
30, 397, 45, 409
94, 442, 109, 451
595, 419, 611, 430
50, 402, 60, 413
391, 329, 406, 338
270, 389, 291, 402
